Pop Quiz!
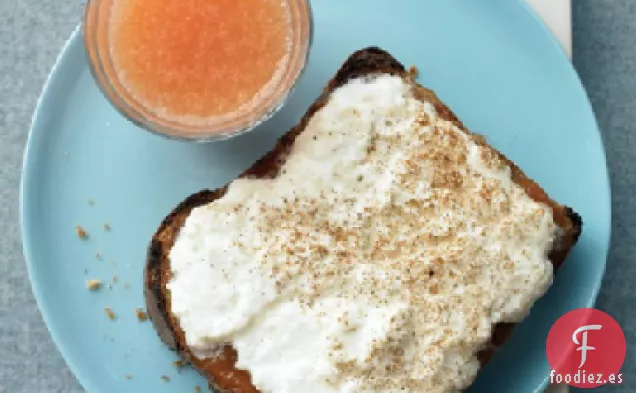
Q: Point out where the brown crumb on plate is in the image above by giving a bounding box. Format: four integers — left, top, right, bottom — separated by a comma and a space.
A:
95, 252, 102, 260
173, 360, 186, 372
76, 225, 88, 239
86, 279, 101, 291
194, 386, 202, 393
124, 374, 132, 380
161, 375, 171, 383
104, 222, 111, 231
136, 308, 148, 322
104, 307, 116, 320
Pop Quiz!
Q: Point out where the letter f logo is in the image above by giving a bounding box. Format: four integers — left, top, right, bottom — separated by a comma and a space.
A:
572, 324, 602, 368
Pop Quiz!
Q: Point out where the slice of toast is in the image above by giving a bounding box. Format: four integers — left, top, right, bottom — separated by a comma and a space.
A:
145, 47, 582, 393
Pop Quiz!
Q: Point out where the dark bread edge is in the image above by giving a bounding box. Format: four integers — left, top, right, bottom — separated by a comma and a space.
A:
145, 189, 221, 354
144, 47, 583, 391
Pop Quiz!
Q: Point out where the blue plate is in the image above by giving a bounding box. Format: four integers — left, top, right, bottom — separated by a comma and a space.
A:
21, 1, 610, 392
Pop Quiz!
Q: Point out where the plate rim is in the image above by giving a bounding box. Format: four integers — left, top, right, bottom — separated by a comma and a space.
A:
20, 23, 105, 393
20, 3, 612, 391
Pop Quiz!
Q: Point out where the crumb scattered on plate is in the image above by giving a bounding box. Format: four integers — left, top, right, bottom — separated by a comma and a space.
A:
76, 225, 88, 239
161, 375, 171, 383
86, 279, 101, 291
104, 307, 116, 320
136, 308, 148, 322
88, 199, 95, 206
95, 252, 102, 260
194, 386, 202, 393
125, 374, 133, 380
112, 275, 118, 284
104, 222, 111, 231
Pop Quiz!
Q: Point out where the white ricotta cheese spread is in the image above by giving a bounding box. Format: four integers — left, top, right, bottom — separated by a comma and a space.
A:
167, 75, 557, 393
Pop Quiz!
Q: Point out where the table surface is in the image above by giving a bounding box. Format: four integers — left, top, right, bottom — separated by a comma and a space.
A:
1, 1, 634, 392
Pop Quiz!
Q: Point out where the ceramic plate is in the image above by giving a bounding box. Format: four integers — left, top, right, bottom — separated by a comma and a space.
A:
21, 1, 610, 392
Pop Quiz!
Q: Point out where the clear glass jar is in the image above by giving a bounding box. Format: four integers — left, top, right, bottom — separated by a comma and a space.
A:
83, 0, 313, 142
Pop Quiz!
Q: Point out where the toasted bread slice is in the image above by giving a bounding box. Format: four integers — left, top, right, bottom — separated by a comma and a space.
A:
144, 47, 582, 393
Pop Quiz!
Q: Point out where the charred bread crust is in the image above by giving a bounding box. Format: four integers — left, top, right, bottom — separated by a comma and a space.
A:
567, 207, 583, 242
145, 189, 220, 353
242, 47, 407, 180
144, 47, 583, 392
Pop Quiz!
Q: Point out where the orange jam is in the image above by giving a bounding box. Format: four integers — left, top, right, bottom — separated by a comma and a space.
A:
108, 0, 292, 125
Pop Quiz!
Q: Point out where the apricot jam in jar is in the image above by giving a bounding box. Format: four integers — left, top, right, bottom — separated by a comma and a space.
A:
84, 0, 312, 141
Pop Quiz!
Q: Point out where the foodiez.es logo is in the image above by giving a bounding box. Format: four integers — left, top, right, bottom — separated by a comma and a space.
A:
573, 324, 602, 368
546, 308, 626, 388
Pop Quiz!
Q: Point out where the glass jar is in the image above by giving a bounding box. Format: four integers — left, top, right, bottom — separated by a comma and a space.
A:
83, 0, 313, 142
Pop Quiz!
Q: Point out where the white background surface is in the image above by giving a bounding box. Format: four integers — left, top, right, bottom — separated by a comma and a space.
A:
527, 0, 572, 58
